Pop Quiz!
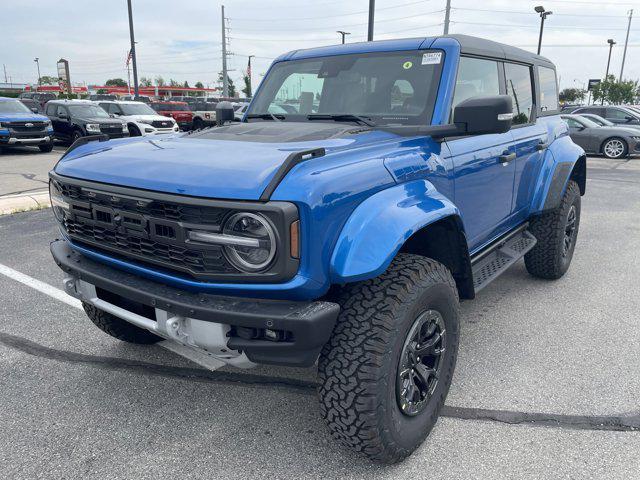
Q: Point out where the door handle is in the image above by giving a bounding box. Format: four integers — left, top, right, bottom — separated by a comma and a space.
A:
536, 142, 549, 151
499, 151, 516, 164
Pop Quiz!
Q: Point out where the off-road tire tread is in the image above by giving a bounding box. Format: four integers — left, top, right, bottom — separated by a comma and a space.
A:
317, 254, 459, 464
83, 302, 161, 344
525, 180, 580, 279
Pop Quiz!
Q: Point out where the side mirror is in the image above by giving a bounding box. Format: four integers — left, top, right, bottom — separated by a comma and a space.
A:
31, 108, 39, 113
216, 101, 235, 125
625, 116, 635, 122
453, 95, 513, 136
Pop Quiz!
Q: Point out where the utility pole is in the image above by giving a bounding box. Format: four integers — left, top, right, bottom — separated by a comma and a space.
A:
221, 5, 229, 97
337, 31, 351, 44
247, 55, 254, 97
443, 0, 452, 35
605, 39, 616, 79
126, 0, 140, 98
367, 0, 375, 41
619, 9, 633, 81
535, 6, 552, 55
34, 58, 41, 85
3, 64, 7, 83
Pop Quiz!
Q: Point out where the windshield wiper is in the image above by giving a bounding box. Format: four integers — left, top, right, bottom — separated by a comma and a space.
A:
245, 113, 284, 122
307, 114, 376, 127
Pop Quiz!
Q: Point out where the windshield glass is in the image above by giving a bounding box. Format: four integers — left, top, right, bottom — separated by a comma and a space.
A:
68, 105, 110, 118
0, 100, 32, 114
247, 49, 444, 126
120, 103, 157, 115
153, 103, 189, 111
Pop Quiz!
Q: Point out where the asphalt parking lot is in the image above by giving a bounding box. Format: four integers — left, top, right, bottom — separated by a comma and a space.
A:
0, 154, 639, 479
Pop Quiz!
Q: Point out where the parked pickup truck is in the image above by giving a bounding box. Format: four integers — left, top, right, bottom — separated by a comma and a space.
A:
190, 100, 217, 129
49, 35, 585, 463
0, 97, 54, 152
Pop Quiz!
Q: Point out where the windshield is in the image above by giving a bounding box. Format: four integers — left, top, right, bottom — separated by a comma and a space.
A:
68, 105, 110, 118
247, 49, 444, 126
0, 100, 32, 114
153, 103, 189, 111
120, 103, 157, 115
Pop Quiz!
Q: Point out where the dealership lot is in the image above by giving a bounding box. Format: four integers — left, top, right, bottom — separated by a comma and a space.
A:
0, 155, 639, 478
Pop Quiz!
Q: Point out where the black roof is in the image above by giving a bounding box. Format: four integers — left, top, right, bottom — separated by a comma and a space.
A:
448, 34, 555, 68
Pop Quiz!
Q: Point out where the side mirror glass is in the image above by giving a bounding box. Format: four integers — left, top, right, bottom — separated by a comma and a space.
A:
453, 95, 513, 136
216, 101, 235, 125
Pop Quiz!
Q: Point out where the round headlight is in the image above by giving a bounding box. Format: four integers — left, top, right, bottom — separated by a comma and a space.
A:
222, 213, 276, 272
49, 180, 68, 222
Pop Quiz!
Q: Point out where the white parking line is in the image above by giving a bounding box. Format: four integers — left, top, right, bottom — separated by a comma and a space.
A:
0, 262, 224, 371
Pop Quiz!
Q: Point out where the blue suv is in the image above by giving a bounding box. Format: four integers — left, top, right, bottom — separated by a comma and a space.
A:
0, 97, 54, 152
50, 35, 585, 463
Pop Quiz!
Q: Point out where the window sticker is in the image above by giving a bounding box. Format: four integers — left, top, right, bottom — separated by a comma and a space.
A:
402, 61, 413, 70
422, 52, 442, 65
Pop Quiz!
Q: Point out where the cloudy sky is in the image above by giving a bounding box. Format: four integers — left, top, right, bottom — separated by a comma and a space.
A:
2, 0, 638, 92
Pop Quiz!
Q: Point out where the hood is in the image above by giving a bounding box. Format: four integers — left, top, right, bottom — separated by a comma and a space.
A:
54, 121, 399, 200
78, 116, 125, 124
126, 114, 174, 123
0, 112, 49, 122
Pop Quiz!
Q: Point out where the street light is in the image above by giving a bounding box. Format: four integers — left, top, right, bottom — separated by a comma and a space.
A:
34, 57, 41, 85
535, 6, 553, 55
337, 30, 351, 44
605, 39, 616, 79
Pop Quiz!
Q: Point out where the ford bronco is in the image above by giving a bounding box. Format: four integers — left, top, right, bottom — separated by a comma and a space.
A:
50, 35, 585, 463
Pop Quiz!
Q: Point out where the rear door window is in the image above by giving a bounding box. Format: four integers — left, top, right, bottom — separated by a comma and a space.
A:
504, 63, 534, 125
606, 108, 635, 120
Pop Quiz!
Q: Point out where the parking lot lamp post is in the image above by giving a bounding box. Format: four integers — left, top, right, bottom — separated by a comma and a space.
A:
126, 0, 139, 99
34, 58, 41, 86
337, 31, 351, 44
367, 0, 375, 41
605, 39, 616, 79
535, 6, 552, 55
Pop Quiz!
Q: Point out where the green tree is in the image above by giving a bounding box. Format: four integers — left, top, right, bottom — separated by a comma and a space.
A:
559, 88, 586, 104
218, 72, 236, 97
169, 78, 181, 87
155, 76, 165, 87
593, 75, 640, 105
139, 77, 152, 87
105, 78, 128, 87
241, 73, 251, 97
38, 75, 57, 85
194, 81, 204, 89
183, 81, 190, 88
96, 88, 108, 94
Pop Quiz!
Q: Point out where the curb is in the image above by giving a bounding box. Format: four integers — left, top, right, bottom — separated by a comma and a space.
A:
0, 190, 51, 216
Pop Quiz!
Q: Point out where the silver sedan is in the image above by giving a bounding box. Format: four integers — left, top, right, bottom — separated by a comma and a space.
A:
561, 114, 640, 159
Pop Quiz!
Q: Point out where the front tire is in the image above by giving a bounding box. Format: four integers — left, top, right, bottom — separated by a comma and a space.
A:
70, 129, 83, 145
602, 137, 628, 159
128, 124, 142, 136
39, 143, 54, 153
318, 254, 459, 464
83, 303, 162, 344
525, 180, 581, 279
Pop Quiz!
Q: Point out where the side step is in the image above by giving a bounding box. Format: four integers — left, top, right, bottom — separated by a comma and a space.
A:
471, 230, 537, 293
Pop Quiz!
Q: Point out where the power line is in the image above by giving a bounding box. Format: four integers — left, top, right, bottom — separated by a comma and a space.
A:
452, 7, 628, 18
452, 20, 632, 30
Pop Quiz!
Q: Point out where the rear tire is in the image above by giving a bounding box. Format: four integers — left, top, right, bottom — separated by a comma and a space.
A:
193, 117, 204, 130
525, 180, 581, 279
318, 254, 459, 464
602, 137, 628, 159
70, 129, 83, 145
83, 302, 162, 344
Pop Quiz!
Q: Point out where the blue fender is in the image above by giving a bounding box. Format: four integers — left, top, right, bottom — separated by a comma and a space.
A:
330, 179, 461, 283
530, 133, 586, 215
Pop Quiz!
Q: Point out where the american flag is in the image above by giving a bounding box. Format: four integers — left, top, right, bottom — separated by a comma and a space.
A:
126, 49, 133, 67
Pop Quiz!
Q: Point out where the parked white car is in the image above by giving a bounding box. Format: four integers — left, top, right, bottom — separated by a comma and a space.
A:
98, 101, 179, 136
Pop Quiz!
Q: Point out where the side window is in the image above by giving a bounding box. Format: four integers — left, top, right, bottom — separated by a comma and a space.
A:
504, 63, 534, 125
452, 56, 501, 112
565, 118, 582, 129
606, 108, 631, 120
46, 103, 56, 116
537, 66, 558, 113
56, 106, 67, 117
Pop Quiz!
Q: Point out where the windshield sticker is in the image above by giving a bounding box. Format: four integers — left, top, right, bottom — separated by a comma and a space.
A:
402, 61, 413, 70
422, 52, 442, 65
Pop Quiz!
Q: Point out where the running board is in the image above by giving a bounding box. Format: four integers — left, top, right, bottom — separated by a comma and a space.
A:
471, 230, 537, 293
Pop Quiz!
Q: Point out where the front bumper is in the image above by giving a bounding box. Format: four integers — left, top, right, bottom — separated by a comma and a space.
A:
51, 239, 340, 367
0, 135, 52, 145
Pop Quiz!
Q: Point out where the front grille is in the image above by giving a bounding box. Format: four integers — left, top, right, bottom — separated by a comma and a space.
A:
151, 120, 173, 128
52, 175, 298, 283
100, 124, 123, 134
8, 121, 47, 132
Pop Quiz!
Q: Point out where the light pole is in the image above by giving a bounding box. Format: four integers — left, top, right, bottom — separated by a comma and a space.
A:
247, 55, 255, 98
367, 0, 375, 41
535, 6, 553, 55
605, 39, 616, 80
34, 58, 41, 85
337, 31, 351, 44
126, 0, 140, 99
